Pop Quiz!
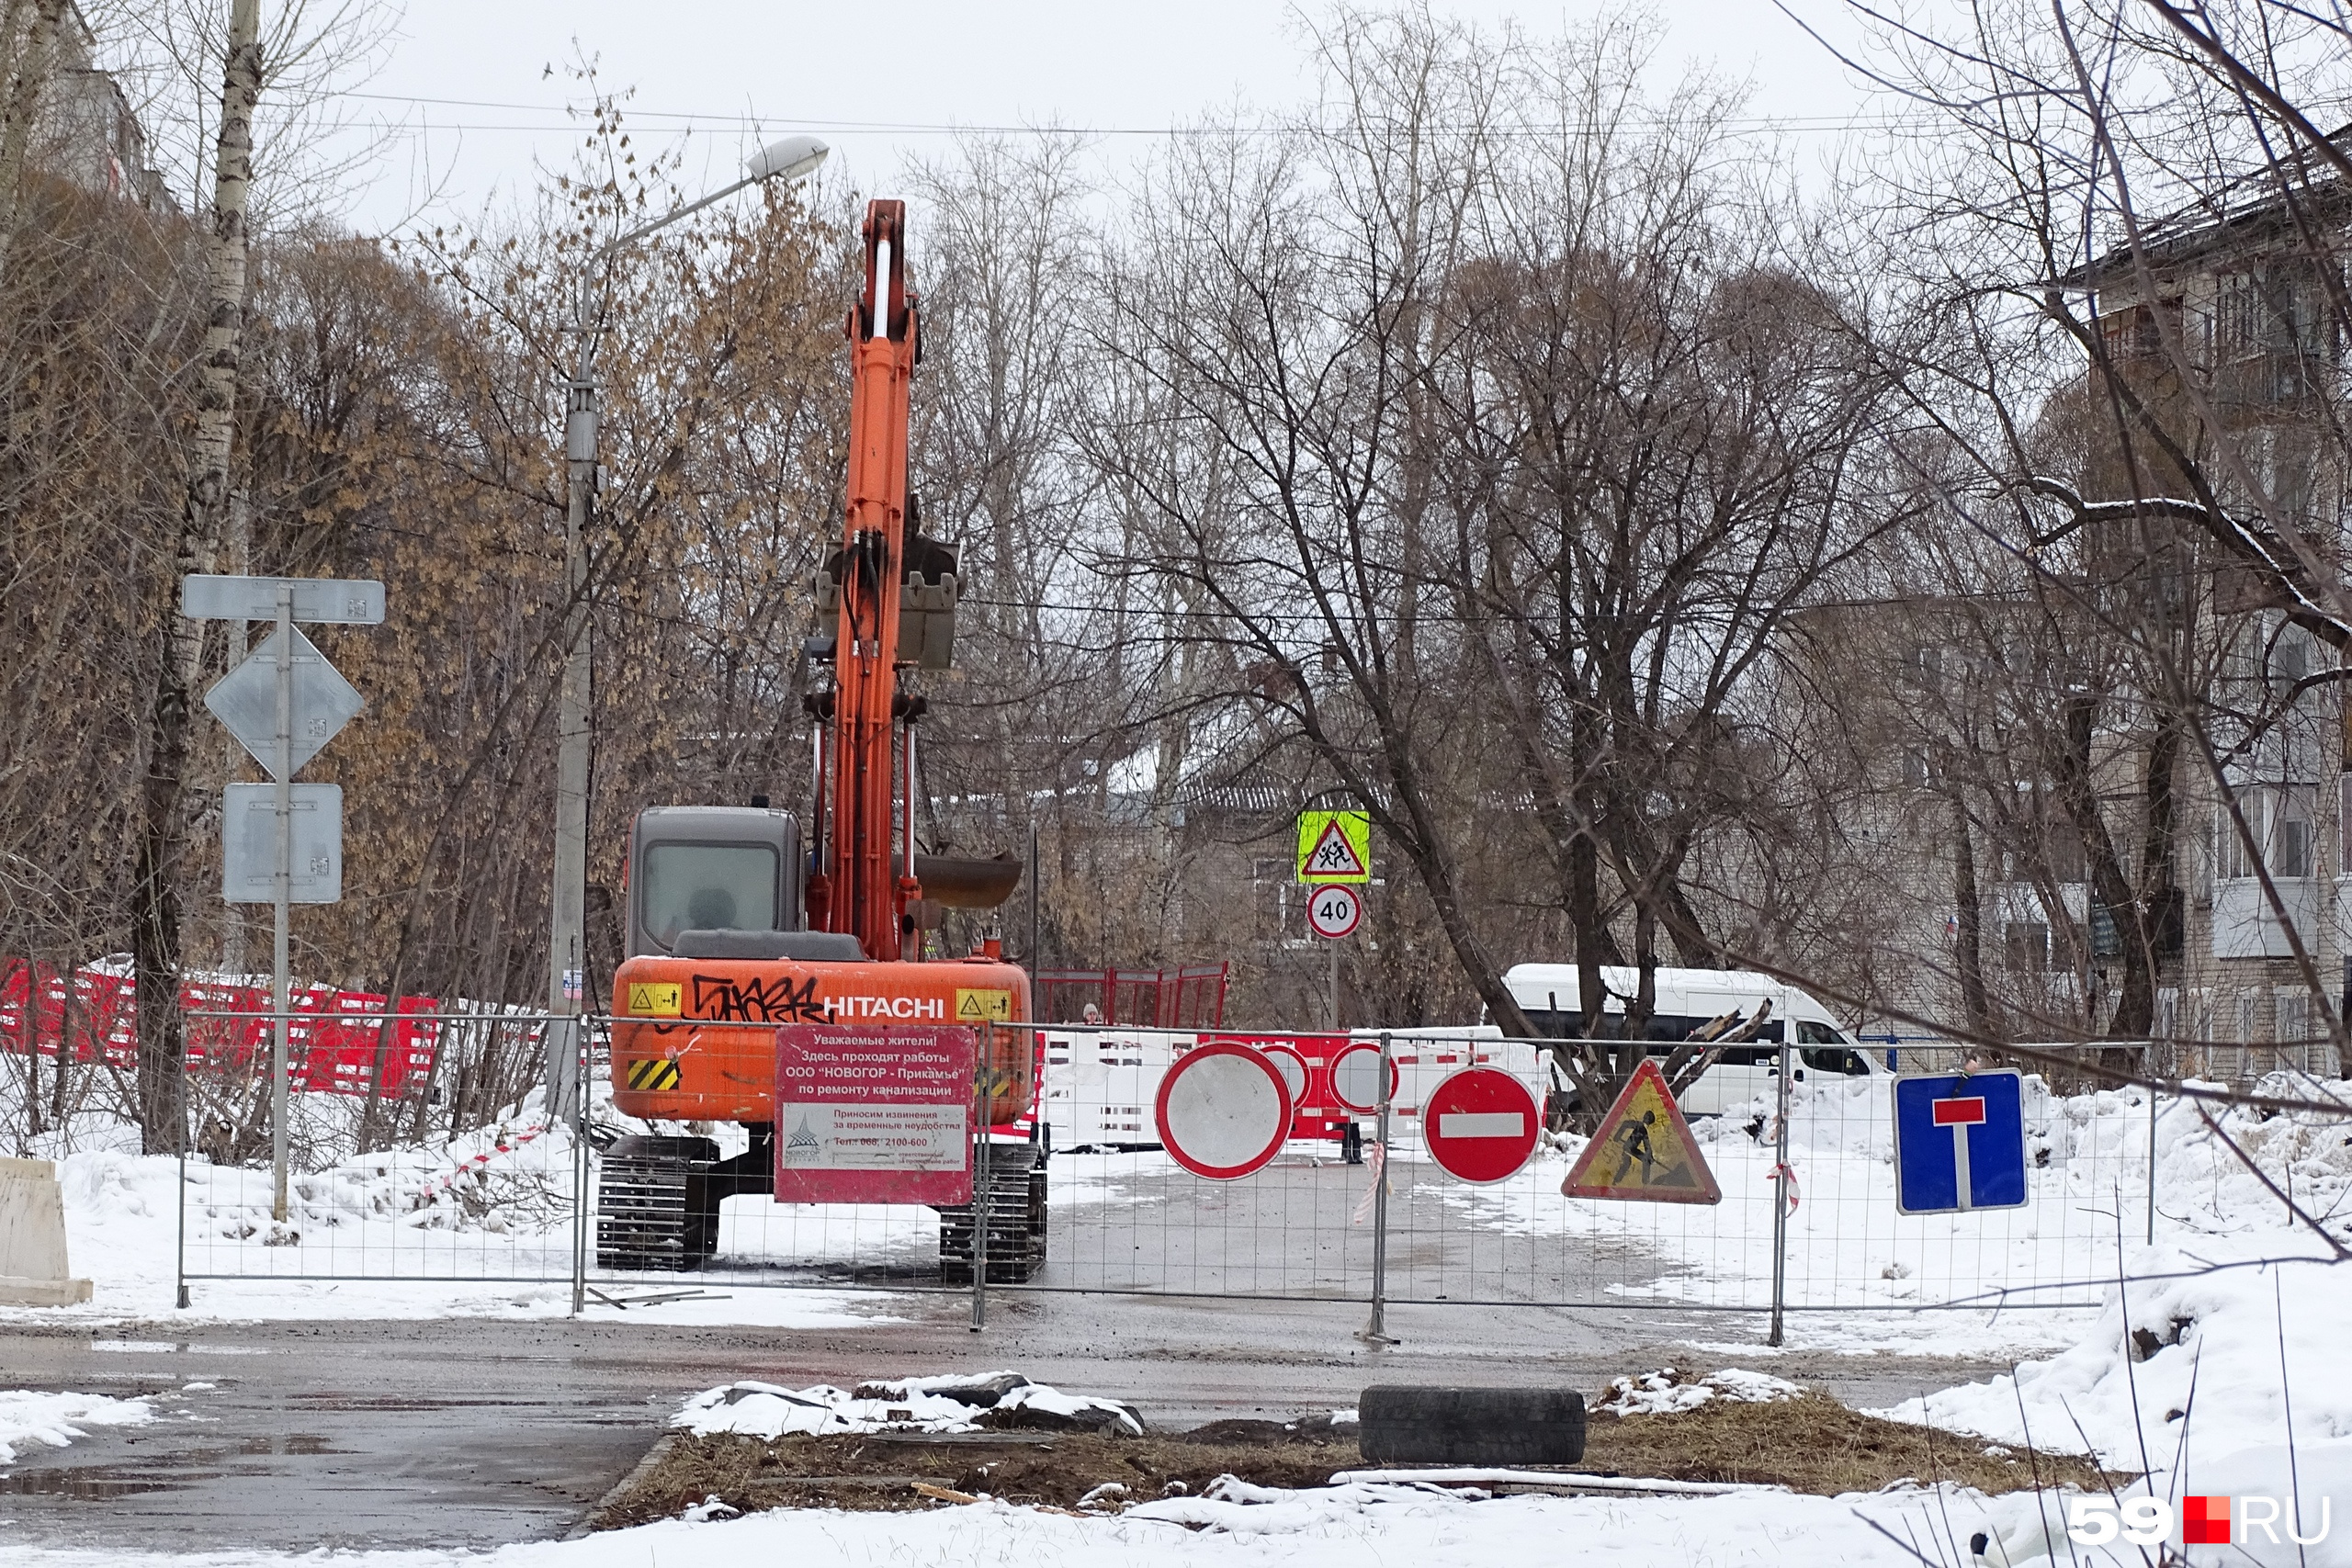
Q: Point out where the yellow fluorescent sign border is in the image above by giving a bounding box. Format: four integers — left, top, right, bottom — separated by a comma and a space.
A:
1295, 809, 1371, 883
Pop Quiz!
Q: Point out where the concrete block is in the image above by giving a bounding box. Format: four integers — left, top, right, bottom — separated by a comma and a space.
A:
0, 1156, 93, 1306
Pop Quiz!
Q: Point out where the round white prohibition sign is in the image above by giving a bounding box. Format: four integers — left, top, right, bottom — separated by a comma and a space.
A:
1306, 883, 1363, 939
1256, 1043, 1310, 1106
1421, 1066, 1541, 1184
1155, 1043, 1295, 1180
1327, 1041, 1396, 1116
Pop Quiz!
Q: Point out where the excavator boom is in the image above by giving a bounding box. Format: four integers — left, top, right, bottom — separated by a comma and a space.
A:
808, 200, 921, 960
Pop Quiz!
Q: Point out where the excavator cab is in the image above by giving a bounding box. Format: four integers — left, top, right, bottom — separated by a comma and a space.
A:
628, 806, 807, 956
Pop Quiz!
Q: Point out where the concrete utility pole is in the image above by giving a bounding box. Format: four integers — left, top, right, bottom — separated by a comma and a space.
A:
545, 133, 829, 1113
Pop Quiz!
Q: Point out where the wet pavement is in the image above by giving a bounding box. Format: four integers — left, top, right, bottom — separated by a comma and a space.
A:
0, 1291, 2010, 1554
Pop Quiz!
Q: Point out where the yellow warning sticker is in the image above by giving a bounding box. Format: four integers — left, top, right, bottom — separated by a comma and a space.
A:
626, 981, 682, 1017
1561, 1059, 1723, 1204
624, 1058, 683, 1092
955, 987, 1012, 1022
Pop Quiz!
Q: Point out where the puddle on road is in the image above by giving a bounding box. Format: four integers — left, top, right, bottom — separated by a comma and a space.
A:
234, 1434, 340, 1456
0, 1468, 218, 1499
290, 1394, 499, 1412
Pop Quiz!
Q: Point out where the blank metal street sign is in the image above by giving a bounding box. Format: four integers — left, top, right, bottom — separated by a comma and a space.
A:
204, 625, 365, 778
221, 784, 343, 904
182, 574, 385, 625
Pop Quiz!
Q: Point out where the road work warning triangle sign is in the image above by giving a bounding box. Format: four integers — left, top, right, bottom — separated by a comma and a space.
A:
1561, 1059, 1723, 1204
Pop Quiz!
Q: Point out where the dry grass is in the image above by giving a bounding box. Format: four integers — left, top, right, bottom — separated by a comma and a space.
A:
1581, 1391, 2122, 1496
594, 1395, 2126, 1529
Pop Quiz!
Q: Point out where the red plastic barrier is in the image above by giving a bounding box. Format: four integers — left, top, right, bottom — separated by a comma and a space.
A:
0, 959, 440, 1098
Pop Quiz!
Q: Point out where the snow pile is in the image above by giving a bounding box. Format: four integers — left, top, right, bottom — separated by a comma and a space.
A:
673, 1372, 1144, 1439
0, 1389, 154, 1463
1877, 1243, 2352, 1502
0, 1479, 2124, 1567
1598, 1367, 1802, 1416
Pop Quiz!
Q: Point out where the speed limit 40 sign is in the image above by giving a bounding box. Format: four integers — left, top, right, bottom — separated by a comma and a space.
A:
1306, 883, 1362, 940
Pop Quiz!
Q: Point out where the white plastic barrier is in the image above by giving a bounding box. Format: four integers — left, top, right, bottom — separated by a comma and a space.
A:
0, 1156, 93, 1305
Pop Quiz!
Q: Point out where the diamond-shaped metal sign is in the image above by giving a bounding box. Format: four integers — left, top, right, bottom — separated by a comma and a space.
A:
221, 784, 343, 904
204, 626, 364, 779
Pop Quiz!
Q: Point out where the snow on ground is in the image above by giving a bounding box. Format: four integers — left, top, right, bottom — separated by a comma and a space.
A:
0, 1477, 2168, 1568
1597, 1366, 1803, 1416
1871, 1241, 2352, 1558
6, 1125, 888, 1329
674, 1372, 1142, 1438
1393, 1068, 2352, 1355
0, 1389, 154, 1463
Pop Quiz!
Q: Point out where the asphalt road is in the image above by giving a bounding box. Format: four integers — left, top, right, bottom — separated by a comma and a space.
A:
2, 1154, 2016, 1554
0, 1291, 2012, 1556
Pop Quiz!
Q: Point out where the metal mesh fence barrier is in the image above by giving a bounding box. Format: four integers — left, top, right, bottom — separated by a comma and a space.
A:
158, 1016, 2348, 1324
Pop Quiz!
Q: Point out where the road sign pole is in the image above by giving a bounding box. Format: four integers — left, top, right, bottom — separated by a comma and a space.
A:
1767, 1035, 1792, 1348
1363, 1031, 1396, 1346
547, 347, 595, 1122
271, 583, 292, 1224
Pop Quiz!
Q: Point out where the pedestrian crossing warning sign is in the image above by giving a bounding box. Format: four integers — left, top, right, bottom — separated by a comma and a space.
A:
1561, 1059, 1722, 1204
1295, 810, 1371, 883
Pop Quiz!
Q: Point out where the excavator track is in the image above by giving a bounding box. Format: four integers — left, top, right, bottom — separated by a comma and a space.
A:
595, 1134, 719, 1269
939, 1141, 1046, 1283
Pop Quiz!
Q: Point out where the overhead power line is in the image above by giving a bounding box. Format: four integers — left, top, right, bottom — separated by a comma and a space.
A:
343, 90, 1922, 139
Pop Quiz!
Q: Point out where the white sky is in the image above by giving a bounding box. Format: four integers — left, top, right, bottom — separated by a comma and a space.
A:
314, 0, 1893, 237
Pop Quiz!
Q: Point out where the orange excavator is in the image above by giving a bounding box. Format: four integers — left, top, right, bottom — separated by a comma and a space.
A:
596, 201, 1039, 1278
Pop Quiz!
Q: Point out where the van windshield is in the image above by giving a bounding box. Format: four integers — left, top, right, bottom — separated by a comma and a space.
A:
1521, 1008, 1785, 1044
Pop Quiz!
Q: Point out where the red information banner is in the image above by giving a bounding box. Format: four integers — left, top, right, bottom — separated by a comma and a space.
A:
774, 1023, 976, 1205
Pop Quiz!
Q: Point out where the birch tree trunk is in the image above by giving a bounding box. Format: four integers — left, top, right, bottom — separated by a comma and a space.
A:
0, 0, 67, 288
132, 0, 261, 1155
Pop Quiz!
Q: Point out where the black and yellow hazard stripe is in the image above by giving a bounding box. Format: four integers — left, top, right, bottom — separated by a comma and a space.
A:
624, 1057, 682, 1092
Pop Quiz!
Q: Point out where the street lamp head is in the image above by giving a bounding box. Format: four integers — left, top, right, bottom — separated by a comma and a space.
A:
747, 134, 830, 185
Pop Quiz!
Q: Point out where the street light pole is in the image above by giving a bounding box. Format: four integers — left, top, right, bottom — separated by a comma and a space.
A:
544, 134, 829, 1115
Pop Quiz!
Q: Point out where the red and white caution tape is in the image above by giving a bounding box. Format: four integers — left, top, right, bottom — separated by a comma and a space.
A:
416, 1121, 549, 1204
1351, 1139, 1388, 1226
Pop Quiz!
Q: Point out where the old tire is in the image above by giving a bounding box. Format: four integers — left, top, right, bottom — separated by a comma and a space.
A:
1357, 1385, 1586, 1465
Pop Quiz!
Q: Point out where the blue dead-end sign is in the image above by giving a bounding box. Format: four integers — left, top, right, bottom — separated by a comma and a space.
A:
1893, 1069, 2029, 1215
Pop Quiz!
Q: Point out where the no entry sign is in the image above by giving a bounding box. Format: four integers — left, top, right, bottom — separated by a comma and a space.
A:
1421, 1066, 1540, 1184
774, 1023, 975, 1205
1155, 1042, 1294, 1179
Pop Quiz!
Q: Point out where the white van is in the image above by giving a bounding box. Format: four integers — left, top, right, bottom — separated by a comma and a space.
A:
1498, 964, 1882, 1116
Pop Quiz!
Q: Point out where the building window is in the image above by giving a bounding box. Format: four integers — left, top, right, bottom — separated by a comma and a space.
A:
2004, 920, 2049, 972
2219, 785, 2317, 879
2277, 791, 2313, 876
2276, 989, 2311, 1044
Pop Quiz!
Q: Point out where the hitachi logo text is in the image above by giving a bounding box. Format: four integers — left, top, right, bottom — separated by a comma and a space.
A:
822, 995, 946, 1021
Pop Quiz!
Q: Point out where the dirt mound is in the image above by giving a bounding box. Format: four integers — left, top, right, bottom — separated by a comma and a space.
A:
594, 1389, 2122, 1529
